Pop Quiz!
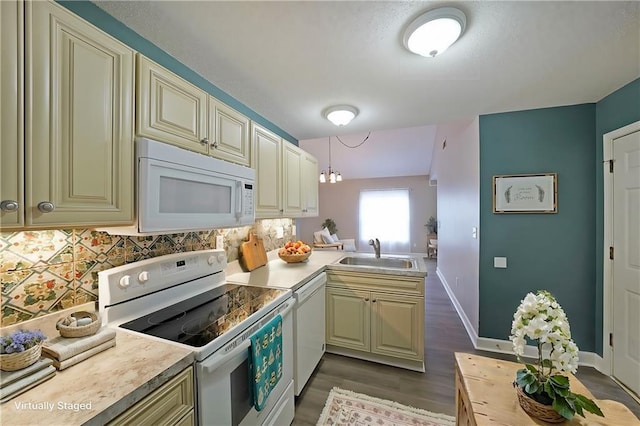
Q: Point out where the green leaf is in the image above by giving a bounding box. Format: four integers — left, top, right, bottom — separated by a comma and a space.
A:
541, 359, 553, 369
552, 397, 575, 420
550, 375, 570, 388
574, 394, 604, 417
516, 369, 535, 387
525, 381, 540, 394
524, 364, 538, 374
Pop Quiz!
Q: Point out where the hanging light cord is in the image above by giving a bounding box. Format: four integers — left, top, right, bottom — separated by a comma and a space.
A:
335, 131, 372, 149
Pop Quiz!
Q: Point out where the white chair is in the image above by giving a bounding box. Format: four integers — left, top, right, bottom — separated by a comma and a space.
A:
427, 237, 438, 259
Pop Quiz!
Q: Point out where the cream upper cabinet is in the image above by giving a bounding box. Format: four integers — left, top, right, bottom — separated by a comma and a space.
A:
137, 55, 251, 166
136, 54, 208, 154
301, 152, 319, 216
23, 0, 134, 228
252, 123, 282, 217
326, 270, 425, 369
282, 141, 303, 217
0, 0, 24, 228
209, 97, 251, 166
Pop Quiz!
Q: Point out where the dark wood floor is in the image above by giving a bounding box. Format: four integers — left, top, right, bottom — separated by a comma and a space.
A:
292, 259, 640, 425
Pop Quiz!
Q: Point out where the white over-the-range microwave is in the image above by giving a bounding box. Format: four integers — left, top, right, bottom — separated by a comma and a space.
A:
99, 137, 255, 236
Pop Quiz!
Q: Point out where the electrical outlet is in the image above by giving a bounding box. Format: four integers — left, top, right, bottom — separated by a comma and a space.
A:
455, 277, 459, 287
494, 257, 507, 268
276, 226, 284, 238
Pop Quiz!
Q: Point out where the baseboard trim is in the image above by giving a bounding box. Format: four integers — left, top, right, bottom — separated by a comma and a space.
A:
435, 267, 479, 346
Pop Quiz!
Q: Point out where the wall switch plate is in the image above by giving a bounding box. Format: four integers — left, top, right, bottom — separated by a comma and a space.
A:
494, 257, 507, 268
276, 226, 284, 238
472, 227, 478, 239
291, 225, 296, 237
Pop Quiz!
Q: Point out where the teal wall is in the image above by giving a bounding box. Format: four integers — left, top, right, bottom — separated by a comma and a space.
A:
56, 1, 297, 145
593, 78, 640, 355
479, 104, 597, 351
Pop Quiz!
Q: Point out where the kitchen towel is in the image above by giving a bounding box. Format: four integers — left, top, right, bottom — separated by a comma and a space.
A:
249, 314, 283, 411
44, 338, 116, 371
42, 327, 116, 361
0, 365, 56, 403
0, 357, 53, 388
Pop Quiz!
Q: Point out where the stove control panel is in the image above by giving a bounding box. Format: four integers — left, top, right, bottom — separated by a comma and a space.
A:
98, 249, 227, 309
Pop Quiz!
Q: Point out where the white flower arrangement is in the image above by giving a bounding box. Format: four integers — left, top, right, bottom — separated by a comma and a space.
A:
510, 290, 603, 420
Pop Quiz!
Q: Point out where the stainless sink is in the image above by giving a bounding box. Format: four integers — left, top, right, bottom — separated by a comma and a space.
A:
338, 256, 417, 270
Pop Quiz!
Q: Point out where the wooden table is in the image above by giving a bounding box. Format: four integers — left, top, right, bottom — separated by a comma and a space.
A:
454, 352, 639, 425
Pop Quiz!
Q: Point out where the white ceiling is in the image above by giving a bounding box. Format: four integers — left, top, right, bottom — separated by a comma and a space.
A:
93, 0, 640, 178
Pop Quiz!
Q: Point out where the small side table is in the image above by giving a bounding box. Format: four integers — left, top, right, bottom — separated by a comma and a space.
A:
454, 352, 639, 425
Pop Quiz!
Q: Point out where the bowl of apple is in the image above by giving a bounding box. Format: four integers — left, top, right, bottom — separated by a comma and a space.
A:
278, 240, 312, 263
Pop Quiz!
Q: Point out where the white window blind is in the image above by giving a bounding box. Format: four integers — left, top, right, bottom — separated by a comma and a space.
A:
359, 189, 410, 253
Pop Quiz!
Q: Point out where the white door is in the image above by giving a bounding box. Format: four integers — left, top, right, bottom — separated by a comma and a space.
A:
612, 129, 640, 396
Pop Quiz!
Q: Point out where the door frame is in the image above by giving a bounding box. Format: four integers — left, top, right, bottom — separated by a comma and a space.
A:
602, 120, 640, 376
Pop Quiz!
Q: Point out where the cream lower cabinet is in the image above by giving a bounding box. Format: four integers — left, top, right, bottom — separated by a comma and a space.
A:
326, 271, 424, 369
137, 55, 251, 166
108, 366, 194, 426
9, 0, 135, 229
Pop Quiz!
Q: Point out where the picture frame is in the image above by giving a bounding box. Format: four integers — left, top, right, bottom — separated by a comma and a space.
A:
493, 173, 557, 213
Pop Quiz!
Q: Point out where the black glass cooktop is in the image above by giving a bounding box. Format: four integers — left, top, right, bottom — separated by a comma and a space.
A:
119, 284, 286, 347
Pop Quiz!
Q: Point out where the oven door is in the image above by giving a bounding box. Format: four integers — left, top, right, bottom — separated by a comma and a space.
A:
197, 299, 295, 426
139, 156, 254, 233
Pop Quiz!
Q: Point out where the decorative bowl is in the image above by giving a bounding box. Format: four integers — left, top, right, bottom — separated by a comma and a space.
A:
0, 342, 42, 371
278, 250, 312, 263
56, 311, 101, 338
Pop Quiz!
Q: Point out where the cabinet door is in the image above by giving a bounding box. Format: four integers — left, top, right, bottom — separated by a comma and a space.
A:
282, 141, 303, 217
209, 97, 250, 166
370, 292, 424, 361
137, 54, 208, 154
326, 287, 370, 352
27, 0, 134, 227
301, 152, 319, 216
0, 0, 24, 229
252, 123, 282, 218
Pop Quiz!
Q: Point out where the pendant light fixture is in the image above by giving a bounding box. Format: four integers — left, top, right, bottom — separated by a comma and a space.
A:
319, 136, 342, 183
402, 7, 466, 57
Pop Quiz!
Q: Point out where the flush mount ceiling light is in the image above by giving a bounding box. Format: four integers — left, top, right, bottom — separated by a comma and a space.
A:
402, 7, 466, 57
324, 105, 358, 126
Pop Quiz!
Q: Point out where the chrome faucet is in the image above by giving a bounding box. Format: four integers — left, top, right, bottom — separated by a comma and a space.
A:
368, 238, 381, 258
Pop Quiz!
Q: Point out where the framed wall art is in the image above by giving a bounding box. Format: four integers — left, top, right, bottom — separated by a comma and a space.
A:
493, 173, 557, 213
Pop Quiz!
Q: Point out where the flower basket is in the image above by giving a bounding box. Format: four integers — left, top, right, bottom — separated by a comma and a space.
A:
515, 384, 565, 423
0, 341, 42, 371
56, 311, 101, 338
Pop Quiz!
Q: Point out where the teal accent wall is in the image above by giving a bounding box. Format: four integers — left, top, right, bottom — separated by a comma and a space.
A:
56, 1, 297, 145
479, 104, 596, 351
594, 78, 640, 355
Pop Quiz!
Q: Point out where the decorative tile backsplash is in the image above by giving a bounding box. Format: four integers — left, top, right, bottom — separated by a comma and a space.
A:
0, 219, 294, 326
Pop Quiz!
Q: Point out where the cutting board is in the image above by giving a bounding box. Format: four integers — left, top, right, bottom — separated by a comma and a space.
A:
240, 233, 268, 271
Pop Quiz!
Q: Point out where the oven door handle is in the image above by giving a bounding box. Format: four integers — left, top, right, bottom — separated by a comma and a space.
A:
203, 298, 295, 373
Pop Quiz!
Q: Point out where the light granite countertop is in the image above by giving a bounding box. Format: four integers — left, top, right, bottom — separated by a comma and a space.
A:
225, 250, 427, 291
2, 249, 427, 425
1, 308, 194, 426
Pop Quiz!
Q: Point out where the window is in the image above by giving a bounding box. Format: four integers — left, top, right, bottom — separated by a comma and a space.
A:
359, 189, 410, 253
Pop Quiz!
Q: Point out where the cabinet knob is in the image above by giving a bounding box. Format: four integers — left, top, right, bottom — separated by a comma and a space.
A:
210, 140, 219, 149
364, 298, 369, 302
201, 138, 209, 145
37, 201, 55, 213
372, 299, 377, 303
0, 200, 19, 212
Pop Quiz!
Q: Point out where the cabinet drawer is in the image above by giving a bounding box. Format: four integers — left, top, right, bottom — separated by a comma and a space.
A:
327, 271, 424, 296
108, 366, 194, 426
